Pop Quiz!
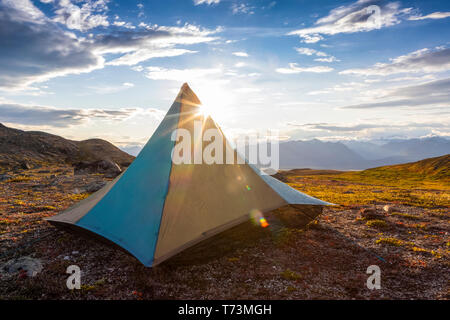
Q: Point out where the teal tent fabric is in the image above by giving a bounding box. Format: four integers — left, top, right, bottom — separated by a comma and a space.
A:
76, 101, 181, 266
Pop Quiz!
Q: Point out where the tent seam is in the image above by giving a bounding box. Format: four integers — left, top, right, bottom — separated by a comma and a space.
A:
150, 101, 183, 266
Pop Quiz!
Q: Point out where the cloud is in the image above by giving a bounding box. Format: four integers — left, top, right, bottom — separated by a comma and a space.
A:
193, 0, 220, 5
288, 0, 411, 42
106, 48, 198, 66
232, 51, 249, 57
113, 20, 135, 29
145, 66, 222, 81
340, 47, 450, 76
341, 78, 450, 109
98, 24, 220, 66
308, 82, 367, 95
286, 120, 450, 140
276, 63, 334, 74
295, 47, 339, 62
0, 0, 104, 90
231, 3, 254, 15
0, 102, 138, 127
296, 47, 323, 56
314, 56, 339, 62
235, 87, 261, 93
52, 0, 110, 32
408, 11, 450, 20
0, 0, 221, 90
87, 82, 135, 94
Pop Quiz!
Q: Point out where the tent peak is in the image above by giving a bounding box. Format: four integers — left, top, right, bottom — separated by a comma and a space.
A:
177, 82, 201, 106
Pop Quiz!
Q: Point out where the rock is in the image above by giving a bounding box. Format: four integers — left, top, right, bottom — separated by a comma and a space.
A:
271, 172, 288, 183
38, 170, 50, 173
20, 161, 32, 170
359, 208, 384, 220
0, 174, 12, 182
83, 180, 107, 193
74, 159, 122, 177
372, 190, 383, 193
343, 190, 354, 194
2, 256, 43, 277
72, 188, 81, 194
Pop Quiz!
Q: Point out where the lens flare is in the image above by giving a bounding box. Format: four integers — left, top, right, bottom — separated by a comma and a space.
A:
249, 209, 270, 228
259, 217, 269, 228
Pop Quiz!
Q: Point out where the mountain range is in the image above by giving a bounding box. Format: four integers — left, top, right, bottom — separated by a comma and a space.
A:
0, 123, 448, 171
0, 123, 134, 170
248, 137, 450, 170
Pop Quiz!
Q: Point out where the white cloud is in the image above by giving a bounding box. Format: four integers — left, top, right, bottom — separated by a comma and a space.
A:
131, 65, 144, 72
276, 63, 334, 74
231, 3, 254, 15
0, 101, 138, 127
341, 78, 450, 109
387, 75, 435, 82
87, 82, 135, 94
315, 56, 339, 62
409, 11, 450, 21
300, 34, 324, 43
295, 47, 339, 62
107, 49, 198, 66
308, 82, 367, 95
295, 47, 319, 56
232, 51, 249, 57
113, 20, 135, 29
193, 0, 220, 5
340, 47, 450, 76
145, 66, 222, 81
288, 0, 411, 42
0, 1, 222, 89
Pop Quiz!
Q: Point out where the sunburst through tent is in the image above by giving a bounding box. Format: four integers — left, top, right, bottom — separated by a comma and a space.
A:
46, 83, 331, 267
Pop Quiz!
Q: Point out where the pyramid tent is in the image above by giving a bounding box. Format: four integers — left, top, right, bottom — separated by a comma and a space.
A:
46, 83, 330, 267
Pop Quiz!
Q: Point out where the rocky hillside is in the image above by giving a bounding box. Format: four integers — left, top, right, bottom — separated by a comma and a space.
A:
0, 123, 134, 170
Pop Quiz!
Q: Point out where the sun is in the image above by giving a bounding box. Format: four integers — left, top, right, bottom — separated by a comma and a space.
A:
191, 83, 234, 123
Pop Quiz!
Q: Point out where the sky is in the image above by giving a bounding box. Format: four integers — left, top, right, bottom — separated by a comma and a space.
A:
0, 0, 449, 151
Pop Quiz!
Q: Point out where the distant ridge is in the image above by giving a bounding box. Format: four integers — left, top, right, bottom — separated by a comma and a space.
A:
363, 154, 450, 181
277, 137, 450, 170
0, 123, 134, 169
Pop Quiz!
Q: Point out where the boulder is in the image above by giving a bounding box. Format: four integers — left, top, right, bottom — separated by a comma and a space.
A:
2, 256, 43, 277
358, 208, 385, 220
20, 161, 32, 170
83, 180, 107, 193
74, 159, 122, 177
383, 205, 395, 213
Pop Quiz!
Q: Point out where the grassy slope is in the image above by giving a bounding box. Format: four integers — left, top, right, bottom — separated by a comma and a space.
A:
283, 155, 450, 208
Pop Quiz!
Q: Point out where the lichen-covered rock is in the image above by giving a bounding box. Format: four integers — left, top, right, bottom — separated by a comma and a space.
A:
2, 256, 43, 277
